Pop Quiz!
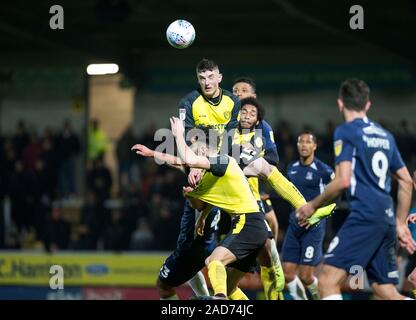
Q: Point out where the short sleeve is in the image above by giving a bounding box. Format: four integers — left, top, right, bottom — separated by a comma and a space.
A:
261, 120, 277, 151
389, 136, 405, 173
323, 165, 335, 184
333, 126, 354, 165
225, 97, 240, 131
208, 155, 229, 177
178, 97, 194, 129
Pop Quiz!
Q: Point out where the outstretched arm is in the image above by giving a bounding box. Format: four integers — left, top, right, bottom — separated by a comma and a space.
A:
393, 166, 415, 254
131, 144, 185, 173
170, 117, 211, 170
296, 161, 351, 222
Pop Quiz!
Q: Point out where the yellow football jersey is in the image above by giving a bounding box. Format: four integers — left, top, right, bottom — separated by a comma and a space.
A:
232, 129, 266, 200
179, 88, 240, 136
186, 155, 260, 215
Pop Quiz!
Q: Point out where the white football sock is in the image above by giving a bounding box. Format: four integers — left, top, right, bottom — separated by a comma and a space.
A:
188, 271, 210, 296
306, 276, 320, 300
287, 276, 308, 300
322, 294, 343, 300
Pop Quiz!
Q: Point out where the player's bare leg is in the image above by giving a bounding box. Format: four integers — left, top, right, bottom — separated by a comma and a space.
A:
319, 264, 347, 300
226, 267, 249, 300
265, 209, 278, 240
299, 265, 320, 300
372, 283, 410, 300
283, 262, 308, 300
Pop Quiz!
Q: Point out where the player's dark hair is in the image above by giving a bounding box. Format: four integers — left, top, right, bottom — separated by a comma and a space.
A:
240, 97, 264, 122
191, 125, 220, 150
196, 59, 219, 73
233, 77, 256, 93
339, 78, 370, 111
298, 131, 317, 143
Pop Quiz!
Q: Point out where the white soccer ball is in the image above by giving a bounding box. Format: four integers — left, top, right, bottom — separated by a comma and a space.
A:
166, 19, 195, 49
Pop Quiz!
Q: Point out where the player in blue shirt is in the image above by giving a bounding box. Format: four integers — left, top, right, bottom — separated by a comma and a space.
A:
282, 131, 334, 300
296, 78, 416, 300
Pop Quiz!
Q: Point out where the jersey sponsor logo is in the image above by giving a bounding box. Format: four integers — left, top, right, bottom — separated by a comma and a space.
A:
306, 172, 313, 180
223, 111, 231, 120
334, 140, 343, 157
289, 171, 297, 175
254, 137, 263, 148
385, 208, 394, 218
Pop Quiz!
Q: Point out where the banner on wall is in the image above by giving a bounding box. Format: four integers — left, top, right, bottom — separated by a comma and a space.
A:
0, 252, 167, 286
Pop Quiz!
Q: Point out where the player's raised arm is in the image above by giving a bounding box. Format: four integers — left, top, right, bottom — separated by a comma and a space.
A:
131, 143, 185, 172
296, 161, 351, 224
170, 117, 211, 170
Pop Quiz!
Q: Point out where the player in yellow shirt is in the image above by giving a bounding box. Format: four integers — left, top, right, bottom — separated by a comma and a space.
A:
232, 77, 279, 240
171, 116, 269, 299
230, 97, 285, 300
134, 119, 270, 299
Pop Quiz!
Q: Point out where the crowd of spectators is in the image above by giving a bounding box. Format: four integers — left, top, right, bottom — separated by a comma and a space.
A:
0, 118, 415, 253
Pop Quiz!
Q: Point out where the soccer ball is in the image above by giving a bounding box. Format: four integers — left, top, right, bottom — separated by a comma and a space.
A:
166, 19, 195, 49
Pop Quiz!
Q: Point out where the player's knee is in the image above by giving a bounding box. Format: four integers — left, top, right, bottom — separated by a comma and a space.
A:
263, 162, 273, 176
257, 244, 273, 267
299, 269, 314, 285
319, 269, 336, 289
282, 264, 296, 283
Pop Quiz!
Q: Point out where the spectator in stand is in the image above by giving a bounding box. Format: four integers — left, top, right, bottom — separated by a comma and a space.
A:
44, 206, 70, 252
116, 125, 136, 195
56, 120, 80, 197
88, 119, 108, 161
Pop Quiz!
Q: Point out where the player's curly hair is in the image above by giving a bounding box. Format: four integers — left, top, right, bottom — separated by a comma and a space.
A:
240, 97, 264, 122
339, 78, 370, 111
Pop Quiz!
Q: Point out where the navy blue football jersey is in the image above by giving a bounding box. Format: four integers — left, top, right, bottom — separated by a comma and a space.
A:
287, 158, 334, 202
333, 117, 405, 223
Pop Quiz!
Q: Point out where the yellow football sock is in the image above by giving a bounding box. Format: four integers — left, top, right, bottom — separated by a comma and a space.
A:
207, 260, 227, 296
228, 287, 249, 300
267, 167, 306, 209
260, 266, 285, 300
